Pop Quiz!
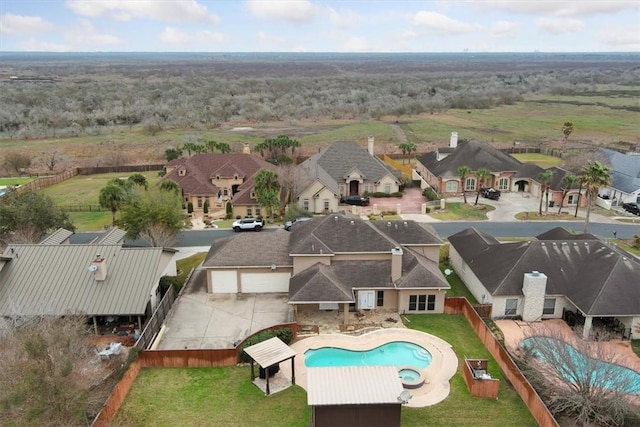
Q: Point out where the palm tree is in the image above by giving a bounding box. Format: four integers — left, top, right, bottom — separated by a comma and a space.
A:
457, 166, 470, 204
159, 179, 181, 194
254, 169, 280, 223
99, 183, 127, 225
562, 121, 574, 142
474, 168, 491, 206
537, 170, 556, 215
557, 174, 578, 214
399, 142, 417, 165
128, 173, 148, 190
579, 161, 611, 233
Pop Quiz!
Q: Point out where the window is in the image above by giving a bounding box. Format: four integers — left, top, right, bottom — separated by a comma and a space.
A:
466, 178, 476, 191
505, 298, 518, 316
427, 295, 436, 311
377, 291, 384, 307
303, 198, 309, 211
339, 184, 346, 196
223, 188, 228, 196
197, 197, 203, 208
543, 298, 556, 315
409, 295, 427, 311
255, 207, 261, 216
384, 183, 392, 194
365, 183, 373, 193
178, 169, 185, 176
568, 194, 579, 205
446, 181, 458, 192
498, 178, 509, 191
247, 207, 252, 216
323, 199, 330, 211
216, 175, 220, 180
250, 191, 256, 199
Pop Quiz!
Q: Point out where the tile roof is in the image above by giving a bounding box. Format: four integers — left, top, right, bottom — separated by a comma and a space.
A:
203, 230, 292, 267
307, 366, 404, 406
449, 227, 640, 316
0, 244, 168, 316
417, 140, 522, 178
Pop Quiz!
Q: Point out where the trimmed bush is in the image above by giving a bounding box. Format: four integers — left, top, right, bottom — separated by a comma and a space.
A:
187, 202, 194, 214
225, 201, 233, 219
365, 191, 403, 198
423, 187, 440, 201
203, 200, 209, 215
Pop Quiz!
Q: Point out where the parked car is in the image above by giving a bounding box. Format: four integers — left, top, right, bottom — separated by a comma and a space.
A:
340, 195, 370, 206
622, 202, 640, 216
284, 216, 312, 231
480, 187, 501, 201
232, 217, 264, 232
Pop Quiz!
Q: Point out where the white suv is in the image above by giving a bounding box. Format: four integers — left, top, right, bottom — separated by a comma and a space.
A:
232, 217, 264, 232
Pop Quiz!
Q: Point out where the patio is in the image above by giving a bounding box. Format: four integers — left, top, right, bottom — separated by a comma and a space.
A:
296, 308, 405, 335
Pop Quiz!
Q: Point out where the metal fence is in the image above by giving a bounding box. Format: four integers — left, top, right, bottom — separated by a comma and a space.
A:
135, 286, 176, 350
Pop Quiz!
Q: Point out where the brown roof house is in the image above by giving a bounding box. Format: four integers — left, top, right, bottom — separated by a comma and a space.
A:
0, 229, 177, 333
162, 152, 278, 219
201, 214, 449, 325
296, 139, 401, 214
448, 226, 640, 340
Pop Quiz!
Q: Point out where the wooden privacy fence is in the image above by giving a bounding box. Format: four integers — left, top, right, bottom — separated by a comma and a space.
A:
77, 164, 164, 175
139, 348, 238, 368
444, 297, 558, 427
14, 169, 77, 193
92, 360, 141, 427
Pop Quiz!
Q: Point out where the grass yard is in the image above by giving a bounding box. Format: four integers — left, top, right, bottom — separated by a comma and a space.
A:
511, 153, 563, 169
632, 341, 640, 358
402, 314, 537, 427
515, 211, 581, 221
176, 252, 207, 286
112, 366, 311, 427
0, 177, 33, 186
429, 202, 495, 221
67, 211, 112, 232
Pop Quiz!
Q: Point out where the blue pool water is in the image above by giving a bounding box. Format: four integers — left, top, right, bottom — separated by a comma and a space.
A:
304, 341, 432, 369
522, 337, 640, 395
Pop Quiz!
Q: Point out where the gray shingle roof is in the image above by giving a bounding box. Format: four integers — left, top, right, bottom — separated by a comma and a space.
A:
203, 230, 292, 267
536, 227, 598, 241
92, 227, 127, 245
369, 220, 443, 245
396, 249, 450, 289
449, 227, 640, 316
599, 148, 640, 194
288, 263, 355, 303
0, 244, 168, 316
417, 140, 522, 178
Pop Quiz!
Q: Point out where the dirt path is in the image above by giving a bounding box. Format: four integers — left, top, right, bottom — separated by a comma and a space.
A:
391, 123, 408, 144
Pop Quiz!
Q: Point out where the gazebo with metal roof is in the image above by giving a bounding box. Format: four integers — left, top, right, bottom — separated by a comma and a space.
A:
243, 337, 296, 395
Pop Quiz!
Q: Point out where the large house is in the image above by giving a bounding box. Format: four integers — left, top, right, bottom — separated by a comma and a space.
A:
296, 139, 401, 214
596, 148, 640, 208
162, 152, 278, 218
0, 228, 177, 333
202, 214, 449, 324
448, 226, 640, 340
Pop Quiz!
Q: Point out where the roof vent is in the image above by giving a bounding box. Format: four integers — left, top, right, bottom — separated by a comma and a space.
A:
552, 242, 556, 246
350, 220, 354, 225
403, 221, 408, 226
531, 271, 540, 276
573, 242, 578, 246
541, 242, 545, 246
387, 222, 392, 226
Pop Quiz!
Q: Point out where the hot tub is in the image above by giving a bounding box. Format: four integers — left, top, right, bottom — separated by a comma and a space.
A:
398, 366, 425, 389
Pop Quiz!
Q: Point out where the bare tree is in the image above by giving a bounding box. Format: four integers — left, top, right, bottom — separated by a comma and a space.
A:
4, 152, 32, 174
139, 221, 178, 247
514, 324, 640, 426
42, 150, 60, 171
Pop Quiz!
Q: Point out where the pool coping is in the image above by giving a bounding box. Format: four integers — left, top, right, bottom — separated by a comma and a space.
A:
280, 328, 458, 408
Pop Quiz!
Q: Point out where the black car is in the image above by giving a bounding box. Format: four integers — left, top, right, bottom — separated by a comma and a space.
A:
622, 202, 640, 216
340, 195, 370, 206
480, 187, 501, 201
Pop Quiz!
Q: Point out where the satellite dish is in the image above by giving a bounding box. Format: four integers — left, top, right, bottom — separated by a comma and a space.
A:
88, 265, 98, 272
270, 264, 277, 270
444, 269, 452, 276
398, 390, 413, 403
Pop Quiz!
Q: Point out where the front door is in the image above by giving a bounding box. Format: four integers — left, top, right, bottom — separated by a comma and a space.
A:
349, 181, 359, 195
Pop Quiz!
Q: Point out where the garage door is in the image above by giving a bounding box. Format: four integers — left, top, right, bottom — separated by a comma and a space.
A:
211, 270, 238, 293
241, 272, 291, 293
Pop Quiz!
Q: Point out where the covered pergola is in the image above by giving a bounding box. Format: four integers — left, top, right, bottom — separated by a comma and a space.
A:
243, 337, 296, 395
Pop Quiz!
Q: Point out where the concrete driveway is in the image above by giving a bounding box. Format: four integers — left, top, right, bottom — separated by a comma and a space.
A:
155, 269, 291, 350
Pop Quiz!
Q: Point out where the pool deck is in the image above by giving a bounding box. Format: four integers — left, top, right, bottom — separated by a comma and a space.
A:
280, 328, 458, 408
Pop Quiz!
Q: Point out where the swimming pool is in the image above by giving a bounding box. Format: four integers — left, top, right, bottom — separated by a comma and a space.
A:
522, 337, 640, 395
304, 341, 432, 369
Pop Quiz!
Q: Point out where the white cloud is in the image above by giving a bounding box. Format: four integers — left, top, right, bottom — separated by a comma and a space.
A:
536, 17, 585, 35
160, 27, 226, 45
0, 13, 54, 35
245, 0, 318, 24
66, 20, 124, 46
327, 7, 360, 29
409, 11, 476, 34
488, 20, 520, 37
599, 26, 640, 50
475, 0, 638, 17
19, 38, 70, 52
257, 31, 289, 48
65, 0, 219, 24
340, 35, 371, 52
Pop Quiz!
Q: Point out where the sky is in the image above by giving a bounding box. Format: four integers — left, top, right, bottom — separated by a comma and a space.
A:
0, 0, 639, 53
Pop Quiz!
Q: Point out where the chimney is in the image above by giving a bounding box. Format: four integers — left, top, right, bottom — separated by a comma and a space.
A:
242, 143, 251, 155
91, 254, 107, 282
368, 135, 375, 156
391, 247, 403, 282
450, 132, 458, 148
521, 271, 547, 321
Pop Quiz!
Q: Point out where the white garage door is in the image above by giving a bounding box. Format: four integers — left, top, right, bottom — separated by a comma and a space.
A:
211, 270, 238, 293
241, 272, 291, 293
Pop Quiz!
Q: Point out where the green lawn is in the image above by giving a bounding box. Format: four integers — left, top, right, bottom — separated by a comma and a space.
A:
67, 211, 112, 232
0, 177, 34, 186
514, 211, 581, 221
429, 202, 495, 221
511, 153, 563, 169
402, 314, 537, 427
632, 341, 640, 358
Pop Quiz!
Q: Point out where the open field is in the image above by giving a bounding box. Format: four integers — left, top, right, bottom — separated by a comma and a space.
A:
511, 153, 563, 168
0, 177, 33, 186
112, 314, 536, 426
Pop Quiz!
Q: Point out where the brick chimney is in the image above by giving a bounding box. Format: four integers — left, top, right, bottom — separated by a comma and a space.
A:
521, 271, 547, 321
391, 247, 403, 282
242, 143, 251, 155
368, 136, 375, 156
450, 132, 458, 148
91, 254, 107, 282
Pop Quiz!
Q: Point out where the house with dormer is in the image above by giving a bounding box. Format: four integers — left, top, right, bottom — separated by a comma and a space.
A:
162, 153, 278, 218
596, 148, 640, 208
296, 139, 401, 214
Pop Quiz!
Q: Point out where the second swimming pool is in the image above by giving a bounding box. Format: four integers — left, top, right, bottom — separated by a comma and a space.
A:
304, 341, 432, 369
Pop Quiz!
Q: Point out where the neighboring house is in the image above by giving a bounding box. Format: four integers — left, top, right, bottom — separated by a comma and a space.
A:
162, 152, 278, 218
448, 226, 640, 340
201, 214, 449, 324
0, 228, 176, 333
597, 148, 640, 208
296, 138, 401, 214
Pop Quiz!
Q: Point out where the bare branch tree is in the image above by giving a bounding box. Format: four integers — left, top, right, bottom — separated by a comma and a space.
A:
4, 151, 32, 174
139, 221, 178, 247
